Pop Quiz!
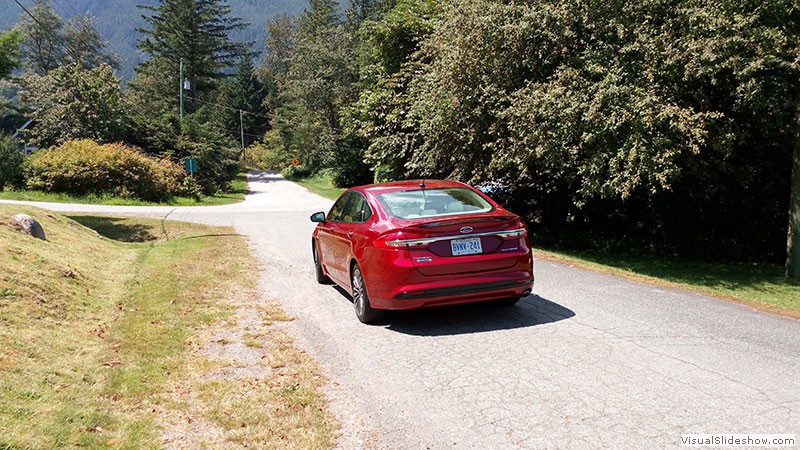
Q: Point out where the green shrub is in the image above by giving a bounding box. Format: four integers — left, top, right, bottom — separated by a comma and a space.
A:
0, 133, 24, 191
176, 109, 241, 195
192, 145, 240, 194
178, 176, 202, 201
24, 139, 185, 201
373, 164, 399, 184
243, 143, 288, 170
323, 136, 373, 188
281, 164, 313, 180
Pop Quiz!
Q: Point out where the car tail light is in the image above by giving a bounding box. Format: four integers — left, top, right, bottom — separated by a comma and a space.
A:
511, 220, 529, 238
499, 229, 527, 238
374, 232, 428, 249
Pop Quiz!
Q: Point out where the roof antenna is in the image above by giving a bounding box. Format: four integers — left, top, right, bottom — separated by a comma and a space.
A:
419, 179, 426, 189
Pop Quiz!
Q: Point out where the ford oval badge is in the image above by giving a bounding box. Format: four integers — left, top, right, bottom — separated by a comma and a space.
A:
460, 226, 473, 234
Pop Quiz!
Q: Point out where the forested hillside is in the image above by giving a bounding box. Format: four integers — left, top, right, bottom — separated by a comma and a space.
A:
0, 0, 308, 78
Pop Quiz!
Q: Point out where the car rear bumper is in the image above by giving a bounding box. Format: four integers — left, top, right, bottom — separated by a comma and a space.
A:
368, 269, 534, 310
395, 278, 533, 300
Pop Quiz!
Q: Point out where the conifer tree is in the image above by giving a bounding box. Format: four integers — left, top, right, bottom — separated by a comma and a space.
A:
218, 55, 268, 147
136, 0, 253, 114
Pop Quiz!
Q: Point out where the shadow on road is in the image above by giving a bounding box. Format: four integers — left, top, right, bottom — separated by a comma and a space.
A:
245, 170, 282, 191
244, 170, 283, 196
332, 287, 574, 335
385, 295, 575, 336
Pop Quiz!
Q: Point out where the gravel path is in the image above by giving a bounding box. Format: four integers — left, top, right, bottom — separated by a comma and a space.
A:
3, 170, 798, 449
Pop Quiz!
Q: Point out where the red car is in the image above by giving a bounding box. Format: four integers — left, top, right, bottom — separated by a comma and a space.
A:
310, 179, 534, 323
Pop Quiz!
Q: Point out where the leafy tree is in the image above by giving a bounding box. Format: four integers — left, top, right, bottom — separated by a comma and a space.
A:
136, 0, 253, 114
126, 53, 178, 119
0, 29, 22, 79
16, 0, 117, 74
262, 14, 297, 76
63, 14, 121, 70
366, 0, 797, 262
265, 0, 799, 264
17, 0, 66, 75
260, 13, 298, 106
0, 29, 22, 133
272, 0, 367, 179
663, 0, 799, 272
21, 63, 128, 146
348, 0, 441, 181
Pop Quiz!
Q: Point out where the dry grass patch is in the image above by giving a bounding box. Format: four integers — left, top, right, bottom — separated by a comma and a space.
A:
0, 206, 338, 449
159, 297, 338, 449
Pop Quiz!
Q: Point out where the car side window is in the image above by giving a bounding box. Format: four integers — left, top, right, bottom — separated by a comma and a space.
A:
327, 192, 352, 222
341, 193, 372, 223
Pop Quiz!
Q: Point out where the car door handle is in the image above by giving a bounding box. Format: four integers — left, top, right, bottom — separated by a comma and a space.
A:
347, 232, 354, 238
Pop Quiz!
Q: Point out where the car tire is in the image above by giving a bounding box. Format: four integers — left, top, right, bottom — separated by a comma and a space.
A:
351, 264, 383, 324
313, 240, 332, 284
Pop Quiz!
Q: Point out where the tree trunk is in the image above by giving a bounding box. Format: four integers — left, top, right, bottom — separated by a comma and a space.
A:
787, 111, 800, 279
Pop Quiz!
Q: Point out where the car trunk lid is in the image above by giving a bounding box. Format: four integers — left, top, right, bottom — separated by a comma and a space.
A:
393, 214, 527, 276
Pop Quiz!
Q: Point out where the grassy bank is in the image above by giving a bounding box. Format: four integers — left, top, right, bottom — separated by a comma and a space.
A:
291, 174, 346, 200
0, 205, 337, 448
0, 170, 249, 207
538, 248, 800, 317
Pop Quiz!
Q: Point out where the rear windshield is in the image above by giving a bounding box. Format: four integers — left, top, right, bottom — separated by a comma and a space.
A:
377, 188, 494, 219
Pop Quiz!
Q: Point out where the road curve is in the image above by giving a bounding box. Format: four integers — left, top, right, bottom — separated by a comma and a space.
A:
3, 170, 798, 449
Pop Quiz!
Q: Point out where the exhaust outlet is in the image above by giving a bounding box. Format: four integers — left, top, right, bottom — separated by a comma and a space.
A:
522, 289, 532, 297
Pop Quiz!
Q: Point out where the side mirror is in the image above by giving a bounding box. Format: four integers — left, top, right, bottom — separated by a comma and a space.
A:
310, 211, 326, 223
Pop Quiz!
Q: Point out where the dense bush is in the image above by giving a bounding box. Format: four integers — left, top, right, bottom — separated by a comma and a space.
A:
281, 164, 312, 180
0, 133, 24, 191
24, 139, 185, 201
242, 131, 291, 170
326, 135, 373, 187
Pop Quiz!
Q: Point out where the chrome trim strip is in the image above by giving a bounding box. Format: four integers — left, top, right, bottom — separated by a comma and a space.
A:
386, 228, 527, 247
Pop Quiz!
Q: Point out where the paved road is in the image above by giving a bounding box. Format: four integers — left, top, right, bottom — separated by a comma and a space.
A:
3, 171, 799, 449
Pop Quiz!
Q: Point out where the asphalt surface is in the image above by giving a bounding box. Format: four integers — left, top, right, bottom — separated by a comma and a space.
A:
3, 170, 799, 449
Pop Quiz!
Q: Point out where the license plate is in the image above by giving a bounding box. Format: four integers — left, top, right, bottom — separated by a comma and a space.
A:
451, 237, 482, 256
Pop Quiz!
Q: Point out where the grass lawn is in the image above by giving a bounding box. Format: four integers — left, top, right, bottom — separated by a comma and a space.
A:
0, 205, 337, 448
291, 173, 346, 200
0, 169, 250, 207
537, 248, 800, 317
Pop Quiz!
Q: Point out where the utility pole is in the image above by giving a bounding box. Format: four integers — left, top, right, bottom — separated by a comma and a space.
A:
179, 58, 184, 120
239, 110, 245, 149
